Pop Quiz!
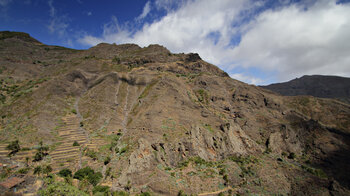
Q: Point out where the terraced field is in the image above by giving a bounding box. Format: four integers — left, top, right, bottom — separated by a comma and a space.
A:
50, 114, 88, 172
85, 138, 106, 151
0, 143, 36, 166
0, 143, 10, 162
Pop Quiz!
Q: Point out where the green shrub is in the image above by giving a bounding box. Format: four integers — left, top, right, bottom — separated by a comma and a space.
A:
229, 155, 259, 165
33, 152, 44, 162
177, 190, 187, 196
196, 89, 209, 104
177, 160, 189, 168
21, 147, 31, 151
288, 152, 296, 159
33, 141, 49, 162
119, 146, 128, 154
89, 172, 103, 186
219, 168, 226, 175
74, 167, 102, 186
71, 109, 77, 114
104, 156, 111, 165
17, 167, 30, 174
112, 56, 121, 64
34, 166, 42, 176
0, 94, 6, 103
85, 149, 98, 160
105, 167, 111, 178
6, 140, 21, 156
58, 168, 72, 178
190, 156, 214, 167
112, 191, 129, 196
38, 181, 88, 196
43, 165, 53, 176
93, 185, 110, 194
223, 174, 229, 184
114, 147, 119, 154
109, 136, 119, 151
74, 167, 94, 181
301, 165, 327, 178
73, 141, 80, 146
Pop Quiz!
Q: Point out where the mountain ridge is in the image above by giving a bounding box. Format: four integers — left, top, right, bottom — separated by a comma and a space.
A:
261, 75, 350, 104
0, 31, 349, 195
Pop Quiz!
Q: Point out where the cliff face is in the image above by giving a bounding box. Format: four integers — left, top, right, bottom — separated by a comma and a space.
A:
1, 31, 350, 195
261, 75, 350, 104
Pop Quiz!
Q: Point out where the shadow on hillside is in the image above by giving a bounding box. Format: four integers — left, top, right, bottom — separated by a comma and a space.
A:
120, 76, 146, 86
316, 127, 350, 189
287, 114, 350, 190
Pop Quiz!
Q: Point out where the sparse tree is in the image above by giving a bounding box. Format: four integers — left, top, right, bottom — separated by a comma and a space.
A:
6, 140, 20, 156
104, 156, 111, 165
43, 165, 53, 176
33, 141, 49, 162
34, 166, 42, 176
58, 168, 72, 178
25, 157, 30, 167
73, 141, 80, 146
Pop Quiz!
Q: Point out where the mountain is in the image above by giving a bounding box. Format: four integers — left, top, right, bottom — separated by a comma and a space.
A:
261, 75, 350, 104
0, 31, 350, 195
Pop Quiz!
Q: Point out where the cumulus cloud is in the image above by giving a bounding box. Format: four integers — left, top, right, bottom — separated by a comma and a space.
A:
232, 0, 350, 82
79, 0, 251, 63
230, 73, 263, 85
77, 0, 350, 84
136, 1, 151, 21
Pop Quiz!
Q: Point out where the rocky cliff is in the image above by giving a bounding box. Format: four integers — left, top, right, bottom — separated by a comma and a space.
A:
0, 31, 350, 195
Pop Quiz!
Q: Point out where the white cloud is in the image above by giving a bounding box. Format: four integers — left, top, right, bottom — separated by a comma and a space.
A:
87, 11, 92, 16
155, 0, 186, 12
47, 0, 69, 37
136, 1, 151, 21
230, 73, 263, 85
77, 0, 350, 84
79, 0, 250, 62
231, 0, 350, 82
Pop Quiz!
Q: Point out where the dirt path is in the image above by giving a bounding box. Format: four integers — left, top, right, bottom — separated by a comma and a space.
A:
114, 79, 121, 108
121, 83, 130, 134
74, 97, 89, 143
74, 96, 90, 169
198, 187, 232, 196
198, 180, 246, 196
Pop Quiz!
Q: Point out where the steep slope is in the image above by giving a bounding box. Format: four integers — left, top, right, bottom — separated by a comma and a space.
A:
261, 75, 350, 104
0, 31, 350, 195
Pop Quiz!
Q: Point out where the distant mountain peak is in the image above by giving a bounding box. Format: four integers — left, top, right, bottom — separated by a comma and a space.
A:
261, 75, 350, 104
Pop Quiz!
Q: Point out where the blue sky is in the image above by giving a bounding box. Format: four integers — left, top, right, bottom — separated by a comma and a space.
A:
1, 0, 350, 85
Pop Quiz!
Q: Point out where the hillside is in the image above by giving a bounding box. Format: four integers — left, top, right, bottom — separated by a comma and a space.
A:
0, 31, 350, 195
261, 75, 350, 104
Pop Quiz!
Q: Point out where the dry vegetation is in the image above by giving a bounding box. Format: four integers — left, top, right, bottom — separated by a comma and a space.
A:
0, 31, 349, 195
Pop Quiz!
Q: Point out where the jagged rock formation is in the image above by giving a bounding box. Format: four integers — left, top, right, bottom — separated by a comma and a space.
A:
0, 31, 350, 195
261, 75, 350, 104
